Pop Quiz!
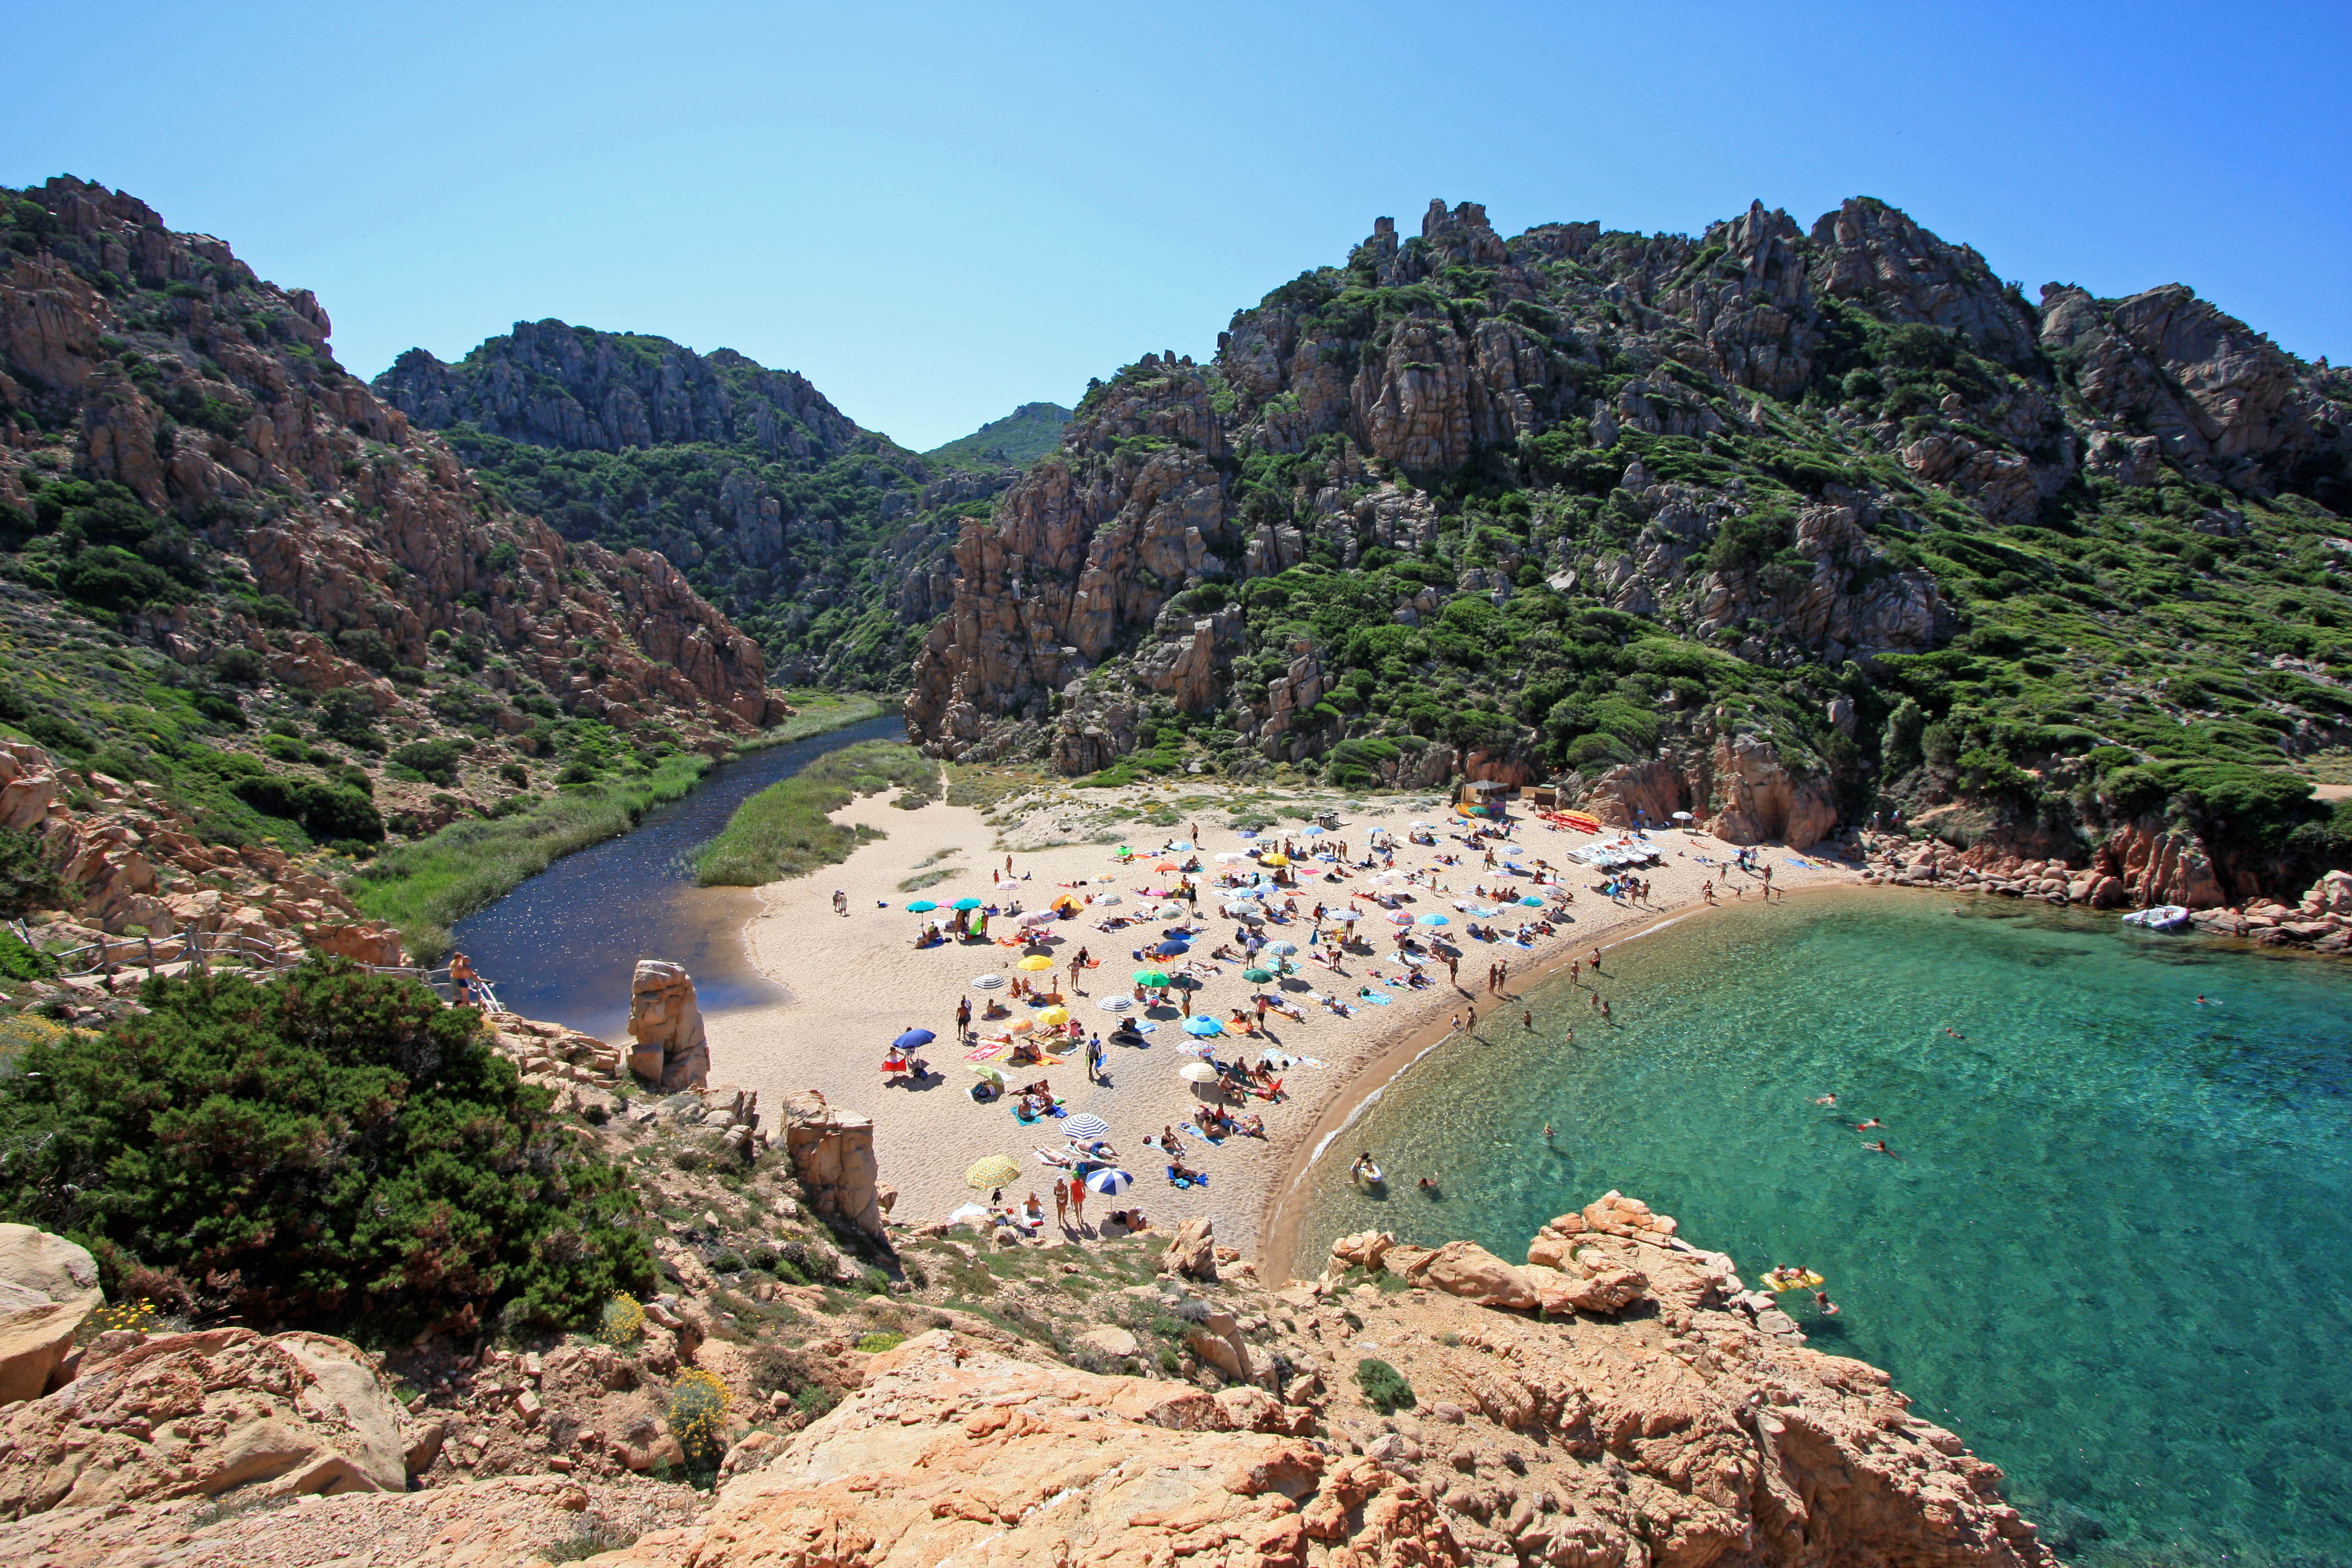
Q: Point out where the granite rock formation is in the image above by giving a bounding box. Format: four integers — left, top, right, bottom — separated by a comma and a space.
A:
627, 960, 710, 1092
0, 177, 780, 742
780, 1089, 886, 1238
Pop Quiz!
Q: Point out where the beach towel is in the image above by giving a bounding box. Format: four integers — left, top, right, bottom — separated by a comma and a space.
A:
1357, 989, 1392, 1005
1784, 857, 1814, 869
963, 1041, 1006, 1060
1182, 1123, 1222, 1145
1165, 1166, 1209, 1189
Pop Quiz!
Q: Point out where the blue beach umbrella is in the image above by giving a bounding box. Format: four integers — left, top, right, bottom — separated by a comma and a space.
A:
1153, 940, 1190, 957
1183, 1015, 1225, 1036
952, 898, 983, 911
893, 1028, 937, 1050
1520, 896, 1547, 907
906, 900, 939, 912
1086, 1167, 1135, 1195
1417, 912, 1450, 926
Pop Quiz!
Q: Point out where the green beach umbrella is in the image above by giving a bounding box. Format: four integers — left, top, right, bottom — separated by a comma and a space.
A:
1242, 966, 1275, 983
952, 897, 983, 911
1134, 969, 1172, 987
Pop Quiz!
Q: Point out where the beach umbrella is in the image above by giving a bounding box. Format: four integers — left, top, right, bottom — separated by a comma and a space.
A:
1267, 940, 1299, 955
1063, 1113, 1111, 1140
1153, 940, 1190, 957
952, 897, 983, 911
969, 1063, 1006, 1083
966, 1155, 1022, 1190
1036, 1005, 1071, 1026
1261, 852, 1291, 867
1242, 966, 1275, 983
1417, 912, 1450, 926
892, 1028, 937, 1050
1168, 842, 1193, 851
1333, 908, 1361, 922
1019, 909, 1057, 926
1015, 954, 1056, 971
1153, 860, 1180, 873
1214, 851, 1247, 862
1520, 895, 1548, 908
1672, 811, 1694, 822
906, 900, 939, 912
1134, 968, 1171, 987
1052, 893, 1084, 910
1303, 826, 1325, 835
1097, 995, 1132, 1012
971, 973, 1005, 989
1387, 911, 1412, 925
1178, 1061, 1222, 1082
1008, 1017, 1037, 1035
1085, 1167, 1135, 1195
1183, 1016, 1225, 1036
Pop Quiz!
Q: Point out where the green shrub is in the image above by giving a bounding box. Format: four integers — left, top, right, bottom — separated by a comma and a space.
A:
391, 738, 469, 786
853, 1330, 905, 1353
0, 825, 64, 916
1356, 1357, 1415, 1414
0, 959, 654, 1332
231, 774, 384, 843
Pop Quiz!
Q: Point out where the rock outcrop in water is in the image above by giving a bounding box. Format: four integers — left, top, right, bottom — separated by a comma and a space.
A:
627, 960, 710, 1091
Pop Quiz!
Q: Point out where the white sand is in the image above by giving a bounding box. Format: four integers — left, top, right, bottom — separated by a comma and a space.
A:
703, 782, 1863, 1264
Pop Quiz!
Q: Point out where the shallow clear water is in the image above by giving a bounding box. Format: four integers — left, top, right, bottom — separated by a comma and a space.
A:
450, 715, 903, 1041
1295, 892, 2352, 1567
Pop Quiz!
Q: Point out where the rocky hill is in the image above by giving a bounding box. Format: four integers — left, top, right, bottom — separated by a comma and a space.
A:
0, 177, 787, 965
922, 398, 1071, 472
905, 197, 2352, 906
377, 325, 1038, 687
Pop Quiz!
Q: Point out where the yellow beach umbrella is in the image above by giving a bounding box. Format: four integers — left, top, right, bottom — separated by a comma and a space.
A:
1006, 1016, 1034, 1032
1261, 852, 1291, 867
966, 1155, 1021, 1190
1036, 1005, 1071, 1026
1015, 955, 1055, 971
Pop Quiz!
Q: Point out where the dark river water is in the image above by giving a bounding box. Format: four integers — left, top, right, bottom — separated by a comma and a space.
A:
449, 714, 905, 1041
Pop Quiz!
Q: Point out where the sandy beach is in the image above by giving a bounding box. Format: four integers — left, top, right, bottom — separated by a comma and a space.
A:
703, 778, 1866, 1276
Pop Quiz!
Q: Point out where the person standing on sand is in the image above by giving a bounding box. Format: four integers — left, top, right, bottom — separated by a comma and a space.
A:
956, 996, 972, 1039
1446, 954, 1460, 987
1069, 1176, 1086, 1230
1087, 1033, 1104, 1082
1053, 1175, 1070, 1228
833, 889, 848, 917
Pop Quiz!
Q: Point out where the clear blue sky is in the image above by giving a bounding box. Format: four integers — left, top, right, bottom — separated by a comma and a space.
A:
6, 1, 2346, 451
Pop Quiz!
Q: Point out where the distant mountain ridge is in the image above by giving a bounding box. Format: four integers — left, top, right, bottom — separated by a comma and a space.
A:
377, 323, 1049, 684
924, 400, 1070, 473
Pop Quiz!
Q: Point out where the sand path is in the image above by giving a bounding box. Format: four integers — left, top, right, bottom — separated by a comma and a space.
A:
703, 787, 1863, 1268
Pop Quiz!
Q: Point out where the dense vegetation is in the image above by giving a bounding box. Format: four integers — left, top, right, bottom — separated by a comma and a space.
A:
0, 959, 653, 1335
693, 741, 939, 885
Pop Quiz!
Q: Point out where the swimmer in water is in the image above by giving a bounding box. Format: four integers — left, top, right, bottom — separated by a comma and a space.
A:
2195, 994, 2220, 1006
1812, 1093, 1837, 1106
1544, 1123, 1554, 1139
1943, 1026, 1965, 1038
1418, 1176, 1440, 1194
1814, 1288, 1841, 1316
1854, 1118, 1881, 1131
1864, 1140, 1898, 1158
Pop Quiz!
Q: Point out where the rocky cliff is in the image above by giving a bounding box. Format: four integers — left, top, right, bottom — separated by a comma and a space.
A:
905, 196, 2352, 891
0, 179, 777, 737
0, 1189, 2056, 1568
377, 323, 1038, 687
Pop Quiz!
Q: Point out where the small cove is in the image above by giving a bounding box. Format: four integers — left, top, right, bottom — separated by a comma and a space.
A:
449, 714, 903, 1041
1293, 890, 2352, 1568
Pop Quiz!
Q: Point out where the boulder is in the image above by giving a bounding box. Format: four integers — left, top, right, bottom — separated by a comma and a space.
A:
0, 1301, 90, 1403
1327, 1230, 1393, 1271
0, 1224, 102, 1309
627, 960, 709, 1091
1160, 1217, 1217, 1282
0, 1326, 406, 1515
781, 1089, 885, 1237
1411, 1240, 1538, 1309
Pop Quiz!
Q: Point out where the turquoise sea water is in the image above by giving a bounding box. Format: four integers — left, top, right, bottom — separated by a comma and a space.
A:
1293, 892, 2352, 1567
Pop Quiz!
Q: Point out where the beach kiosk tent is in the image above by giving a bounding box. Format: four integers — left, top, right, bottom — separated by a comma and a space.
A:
1457, 779, 1511, 819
